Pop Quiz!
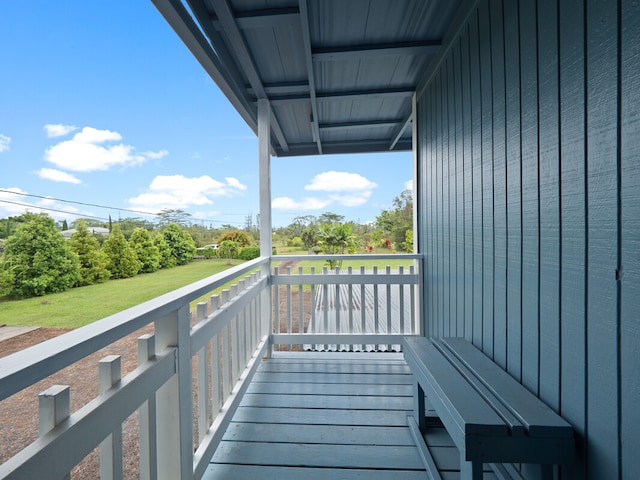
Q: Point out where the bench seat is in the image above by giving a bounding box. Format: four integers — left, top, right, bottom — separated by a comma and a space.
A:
403, 337, 574, 479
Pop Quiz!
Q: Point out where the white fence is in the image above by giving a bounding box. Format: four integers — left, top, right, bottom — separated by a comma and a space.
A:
0, 253, 423, 479
0, 257, 270, 480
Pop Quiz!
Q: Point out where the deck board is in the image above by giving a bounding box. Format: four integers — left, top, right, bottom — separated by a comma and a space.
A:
203, 353, 499, 480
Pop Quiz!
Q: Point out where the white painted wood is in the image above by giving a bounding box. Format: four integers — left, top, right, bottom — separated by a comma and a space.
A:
137, 334, 157, 480
196, 302, 210, 445
38, 385, 72, 480
209, 295, 221, 415
99, 355, 123, 480
154, 305, 193, 480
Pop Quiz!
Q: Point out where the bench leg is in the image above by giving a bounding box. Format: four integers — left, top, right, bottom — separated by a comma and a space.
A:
459, 452, 483, 480
413, 381, 426, 433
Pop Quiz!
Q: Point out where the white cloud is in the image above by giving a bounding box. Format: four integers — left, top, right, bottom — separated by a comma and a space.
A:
404, 179, 413, 191
0, 134, 10, 152
128, 174, 247, 212
44, 126, 154, 172
272, 196, 331, 211
328, 191, 373, 207
36, 168, 82, 184
44, 124, 78, 138
142, 149, 169, 159
305, 171, 377, 192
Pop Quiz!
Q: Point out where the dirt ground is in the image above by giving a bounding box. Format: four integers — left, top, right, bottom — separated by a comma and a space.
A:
0, 263, 312, 479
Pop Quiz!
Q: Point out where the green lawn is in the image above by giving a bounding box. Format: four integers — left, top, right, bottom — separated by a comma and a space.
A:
0, 259, 243, 329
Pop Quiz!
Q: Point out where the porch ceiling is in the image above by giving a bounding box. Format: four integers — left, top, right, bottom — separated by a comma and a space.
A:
153, 0, 467, 157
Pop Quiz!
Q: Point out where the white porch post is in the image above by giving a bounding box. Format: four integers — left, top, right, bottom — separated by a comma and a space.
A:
411, 92, 424, 337
258, 98, 273, 351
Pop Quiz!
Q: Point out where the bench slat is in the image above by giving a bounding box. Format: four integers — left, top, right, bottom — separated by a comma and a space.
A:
439, 337, 573, 438
404, 337, 508, 441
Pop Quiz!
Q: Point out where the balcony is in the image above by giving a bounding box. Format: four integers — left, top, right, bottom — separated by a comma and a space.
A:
0, 254, 432, 480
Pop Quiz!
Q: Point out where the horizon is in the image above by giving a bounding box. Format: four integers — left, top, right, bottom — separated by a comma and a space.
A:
0, 3, 412, 229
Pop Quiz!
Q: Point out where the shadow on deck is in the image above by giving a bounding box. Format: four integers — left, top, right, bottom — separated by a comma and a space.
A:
202, 352, 498, 480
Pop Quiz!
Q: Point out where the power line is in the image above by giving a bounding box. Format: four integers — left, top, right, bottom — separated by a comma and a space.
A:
0, 199, 109, 221
0, 189, 249, 225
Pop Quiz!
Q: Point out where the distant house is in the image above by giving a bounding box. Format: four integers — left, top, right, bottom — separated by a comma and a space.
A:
61, 227, 110, 240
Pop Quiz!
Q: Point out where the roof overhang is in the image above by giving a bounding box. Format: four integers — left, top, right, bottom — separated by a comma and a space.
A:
152, 0, 472, 157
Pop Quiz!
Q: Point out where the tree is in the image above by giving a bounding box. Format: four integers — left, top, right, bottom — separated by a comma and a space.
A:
318, 212, 344, 224
61, 219, 68, 231
317, 221, 357, 269
218, 229, 252, 247
116, 217, 156, 239
69, 220, 110, 286
129, 228, 161, 273
218, 240, 239, 265
157, 209, 192, 227
301, 228, 318, 251
376, 189, 413, 251
0, 213, 80, 297
162, 224, 196, 266
102, 224, 140, 278
153, 233, 175, 269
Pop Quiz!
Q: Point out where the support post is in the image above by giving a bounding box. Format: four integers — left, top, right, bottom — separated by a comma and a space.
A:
411, 91, 424, 337
258, 97, 273, 355
38, 385, 71, 480
99, 355, 123, 480
154, 304, 193, 480
137, 334, 157, 480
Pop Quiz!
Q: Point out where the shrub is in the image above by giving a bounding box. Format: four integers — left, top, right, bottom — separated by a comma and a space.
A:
153, 234, 175, 269
217, 230, 252, 247
218, 240, 240, 265
102, 224, 141, 279
2, 213, 80, 297
238, 246, 260, 260
129, 228, 161, 273
69, 220, 110, 286
162, 224, 197, 266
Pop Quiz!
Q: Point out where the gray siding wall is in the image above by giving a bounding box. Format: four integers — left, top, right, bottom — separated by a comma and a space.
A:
416, 0, 639, 478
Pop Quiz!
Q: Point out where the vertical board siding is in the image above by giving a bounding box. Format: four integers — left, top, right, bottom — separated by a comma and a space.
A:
559, 0, 587, 477
586, 0, 620, 478
620, 2, 640, 479
503, 0, 523, 382
416, 0, 639, 477
517, 0, 540, 397
537, 0, 561, 414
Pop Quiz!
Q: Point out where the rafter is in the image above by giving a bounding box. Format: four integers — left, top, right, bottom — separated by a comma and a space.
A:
209, 0, 289, 152
297, 0, 322, 154
318, 119, 404, 132
312, 41, 441, 62
212, 7, 300, 30
268, 87, 414, 105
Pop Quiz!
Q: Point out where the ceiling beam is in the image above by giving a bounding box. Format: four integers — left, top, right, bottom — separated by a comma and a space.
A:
312, 41, 441, 62
212, 7, 300, 30
268, 87, 415, 106
318, 119, 403, 132
210, 0, 289, 152
298, 0, 323, 154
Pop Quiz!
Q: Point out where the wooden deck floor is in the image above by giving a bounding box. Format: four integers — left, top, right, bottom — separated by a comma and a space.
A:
202, 352, 498, 480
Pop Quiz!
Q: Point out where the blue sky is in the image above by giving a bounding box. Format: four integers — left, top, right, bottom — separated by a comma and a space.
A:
0, 2, 412, 228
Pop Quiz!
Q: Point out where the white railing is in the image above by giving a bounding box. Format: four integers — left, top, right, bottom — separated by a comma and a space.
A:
0, 253, 423, 479
0, 256, 271, 480
271, 253, 423, 351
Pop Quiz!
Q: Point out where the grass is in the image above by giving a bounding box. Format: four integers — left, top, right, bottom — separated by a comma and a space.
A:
0, 259, 243, 329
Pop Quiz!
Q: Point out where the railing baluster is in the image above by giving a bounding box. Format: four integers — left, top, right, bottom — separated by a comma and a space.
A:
220, 289, 231, 406
410, 265, 416, 335
209, 295, 221, 415
298, 266, 304, 341
39, 385, 71, 480
230, 284, 240, 385
99, 355, 123, 480
348, 266, 354, 351
137, 334, 157, 480
273, 266, 280, 335
335, 266, 341, 345
323, 266, 329, 350
196, 302, 210, 445
286, 266, 292, 337
399, 266, 405, 334
373, 266, 379, 351
360, 265, 366, 351
310, 266, 316, 338
238, 279, 247, 366
386, 266, 392, 351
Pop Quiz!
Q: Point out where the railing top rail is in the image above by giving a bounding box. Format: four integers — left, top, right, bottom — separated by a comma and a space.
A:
0, 256, 268, 402
273, 253, 423, 261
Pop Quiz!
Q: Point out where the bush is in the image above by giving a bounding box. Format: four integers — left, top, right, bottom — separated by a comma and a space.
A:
202, 247, 218, 259
2, 213, 80, 297
102, 224, 141, 279
238, 246, 260, 260
162, 224, 196, 266
217, 230, 252, 247
69, 220, 110, 286
129, 228, 161, 273
153, 234, 175, 269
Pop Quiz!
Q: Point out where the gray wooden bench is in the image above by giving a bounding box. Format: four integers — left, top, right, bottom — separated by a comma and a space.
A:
403, 337, 574, 480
